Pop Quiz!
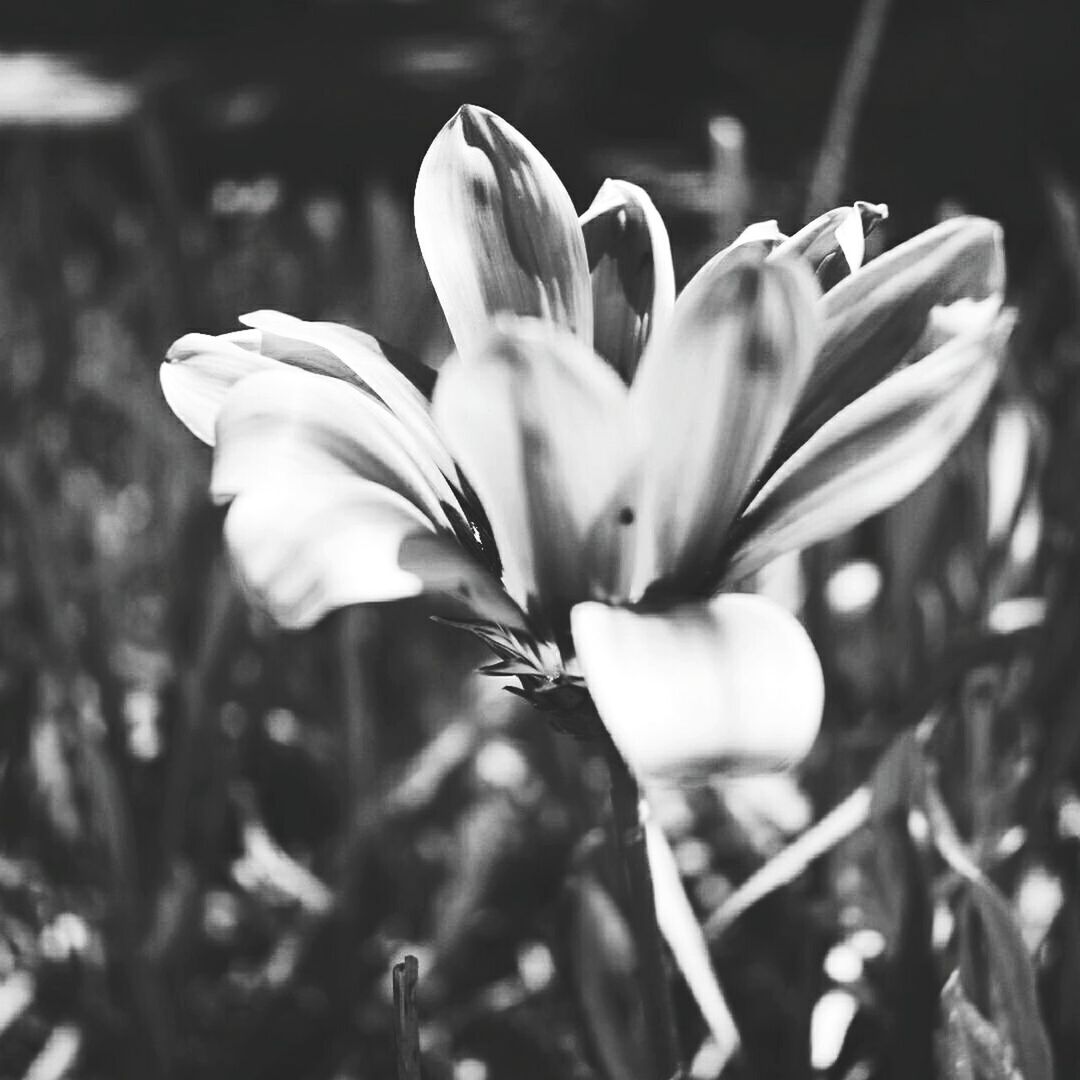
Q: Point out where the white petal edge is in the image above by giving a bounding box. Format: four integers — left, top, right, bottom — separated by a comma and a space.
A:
160, 333, 279, 445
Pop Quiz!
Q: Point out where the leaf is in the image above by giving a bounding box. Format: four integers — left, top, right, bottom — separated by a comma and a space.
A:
940, 971, 1023, 1080
571, 593, 823, 783
869, 728, 925, 820
629, 246, 822, 595
580, 178, 675, 382
703, 727, 927, 939
923, 777, 1054, 1080
704, 786, 872, 939
564, 873, 647, 1080
726, 314, 1008, 582
414, 104, 592, 358
961, 880, 1055, 1080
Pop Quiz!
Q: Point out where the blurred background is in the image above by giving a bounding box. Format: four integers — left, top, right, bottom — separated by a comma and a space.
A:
3, 1, 1080, 1078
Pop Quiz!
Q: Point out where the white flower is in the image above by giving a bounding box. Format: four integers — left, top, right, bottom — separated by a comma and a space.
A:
161, 105, 1009, 783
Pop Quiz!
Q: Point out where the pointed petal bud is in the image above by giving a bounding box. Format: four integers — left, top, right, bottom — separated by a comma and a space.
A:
580, 179, 675, 383
415, 105, 592, 357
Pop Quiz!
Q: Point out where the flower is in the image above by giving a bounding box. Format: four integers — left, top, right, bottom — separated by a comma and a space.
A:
160, 105, 1009, 784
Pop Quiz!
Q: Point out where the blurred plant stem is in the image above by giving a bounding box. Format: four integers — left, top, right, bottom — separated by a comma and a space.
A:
804, 0, 893, 219
393, 955, 422, 1080
604, 739, 684, 1080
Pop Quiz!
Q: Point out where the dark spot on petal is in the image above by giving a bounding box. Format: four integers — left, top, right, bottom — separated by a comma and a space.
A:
471, 177, 491, 208
617, 507, 635, 526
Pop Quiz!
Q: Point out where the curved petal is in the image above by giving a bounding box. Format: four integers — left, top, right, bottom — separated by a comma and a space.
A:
432, 319, 633, 639
572, 594, 823, 781
773, 201, 888, 289
211, 367, 465, 536
238, 310, 456, 482
160, 334, 281, 445
579, 178, 675, 382
225, 476, 526, 630
725, 314, 1012, 582
629, 247, 822, 597
782, 216, 1005, 453
414, 104, 593, 357
160, 315, 433, 451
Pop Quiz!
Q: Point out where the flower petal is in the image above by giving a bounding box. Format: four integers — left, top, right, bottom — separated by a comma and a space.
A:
572, 594, 823, 781
414, 104, 593, 357
238, 310, 455, 481
773, 201, 888, 289
160, 334, 281, 445
224, 476, 525, 630
211, 367, 465, 538
160, 315, 433, 450
580, 178, 675, 382
629, 247, 822, 597
726, 314, 1012, 582
782, 216, 1005, 452
433, 319, 633, 639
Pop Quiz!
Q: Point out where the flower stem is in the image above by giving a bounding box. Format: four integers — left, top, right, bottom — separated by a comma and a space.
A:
604, 739, 684, 1080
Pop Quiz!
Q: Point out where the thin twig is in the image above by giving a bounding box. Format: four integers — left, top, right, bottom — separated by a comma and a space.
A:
392, 955, 422, 1080
605, 741, 684, 1080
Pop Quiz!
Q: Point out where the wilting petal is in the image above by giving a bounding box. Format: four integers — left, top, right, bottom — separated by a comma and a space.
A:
433, 319, 633, 638
783, 216, 1004, 452
726, 315, 1011, 582
212, 367, 466, 537
414, 104, 592, 357
630, 248, 821, 597
238, 310, 455, 481
580, 178, 675, 382
572, 594, 823, 780
773, 201, 888, 288
225, 476, 526, 630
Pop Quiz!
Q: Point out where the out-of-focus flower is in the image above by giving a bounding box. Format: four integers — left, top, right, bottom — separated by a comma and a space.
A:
161, 105, 1009, 784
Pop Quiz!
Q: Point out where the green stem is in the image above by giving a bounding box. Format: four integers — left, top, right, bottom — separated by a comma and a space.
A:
604, 740, 684, 1080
